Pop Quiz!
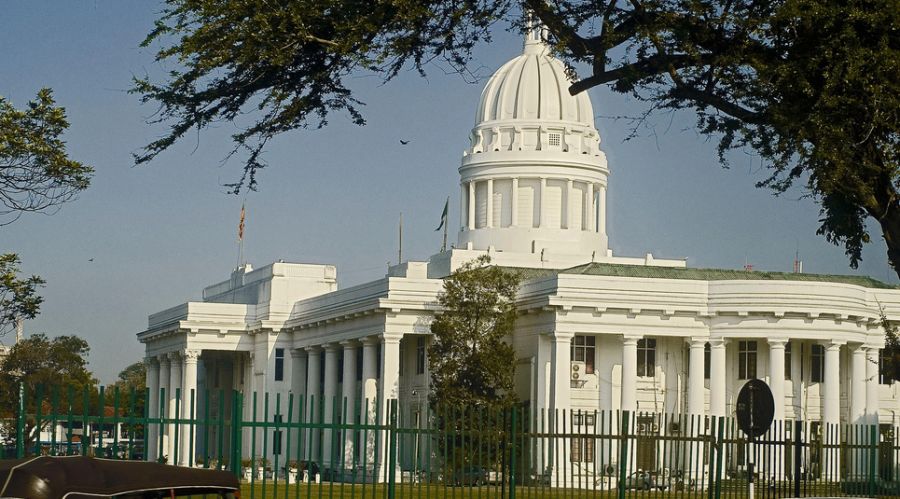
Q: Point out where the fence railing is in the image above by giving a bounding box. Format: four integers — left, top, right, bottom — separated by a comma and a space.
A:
6, 384, 900, 498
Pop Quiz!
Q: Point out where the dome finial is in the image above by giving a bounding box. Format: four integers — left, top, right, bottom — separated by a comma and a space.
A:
524, 11, 549, 54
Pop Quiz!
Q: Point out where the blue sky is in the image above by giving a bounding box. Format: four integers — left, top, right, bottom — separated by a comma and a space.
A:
2, 1, 896, 383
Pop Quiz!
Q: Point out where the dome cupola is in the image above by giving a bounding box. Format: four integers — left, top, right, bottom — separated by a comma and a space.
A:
456, 28, 610, 257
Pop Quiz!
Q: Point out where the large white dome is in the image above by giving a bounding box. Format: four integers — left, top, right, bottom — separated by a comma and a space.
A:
456, 32, 610, 258
475, 38, 594, 127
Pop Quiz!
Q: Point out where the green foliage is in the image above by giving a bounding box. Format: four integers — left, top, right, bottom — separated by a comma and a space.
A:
0, 254, 44, 338
428, 256, 520, 472
136, 0, 900, 281
429, 255, 519, 410
133, 0, 506, 192
0, 333, 96, 453
0, 88, 92, 224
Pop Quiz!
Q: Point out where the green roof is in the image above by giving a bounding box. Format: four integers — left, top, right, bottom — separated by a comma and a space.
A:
553, 262, 897, 289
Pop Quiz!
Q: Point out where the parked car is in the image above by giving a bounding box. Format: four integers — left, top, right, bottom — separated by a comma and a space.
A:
0, 456, 240, 498
624, 470, 668, 491
452, 466, 489, 486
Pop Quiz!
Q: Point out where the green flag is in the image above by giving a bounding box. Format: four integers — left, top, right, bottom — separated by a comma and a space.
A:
435, 197, 449, 231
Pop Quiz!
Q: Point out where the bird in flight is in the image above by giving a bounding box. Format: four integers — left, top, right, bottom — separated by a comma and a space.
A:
399, 139, 410, 145
88, 258, 94, 262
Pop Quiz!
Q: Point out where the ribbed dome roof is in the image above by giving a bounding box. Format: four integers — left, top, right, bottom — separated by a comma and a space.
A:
475, 38, 594, 127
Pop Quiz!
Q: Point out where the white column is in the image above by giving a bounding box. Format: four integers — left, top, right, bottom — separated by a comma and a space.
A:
168, 352, 182, 465
709, 339, 727, 417
586, 183, 594, 232
289, 349, 307, 461
538, 177, 547, 227
360, 337, 379, 468
823, 342, 842, 426
467, 181, 475, 230
550, 332, 572, 484
157, 354, 170, 463
341, 341, 358, 468
180, 349, 199, 466
565, 179, 574, 230
378, 334, 402, 482
768, 339, 786, 421
621, 335, 640, 412
511, 177, 519, 227
290, 349, 307, 419
486, 178, 494, 228
687, 338, 706, 415
305, 347, 322, 461
866, 347, 880, 424
459, 183, 467, 230
823, 341, 843, 479
850, 344, 867, 424
597, 184, 606, 235
146, 357, 160, 462
322, 344, 340, 466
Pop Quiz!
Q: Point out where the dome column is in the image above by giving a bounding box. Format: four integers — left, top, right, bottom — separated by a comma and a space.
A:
486, 179, 494, 228
539, 177, 547, 227
467, 182, 475, 230
459, 183, 466, 230
511, 178, 519, 227
587, 183, 595, 232
598, 184, 606, 236
566, 180, 574, 230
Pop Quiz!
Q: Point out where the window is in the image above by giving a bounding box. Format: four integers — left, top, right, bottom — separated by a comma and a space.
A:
272, 415, 283, 455
637, 338, 656, 377
274, 348, 285, 381
549, 133, 561, 147
416, 337, 426, 375
785, 342, 792, 380
810, 344, 824, 383
572, 335, 596, 373
738, 341, 757, 380
570, 437, 595, 463
880, 349, 892, 385
704, 343, 711, 379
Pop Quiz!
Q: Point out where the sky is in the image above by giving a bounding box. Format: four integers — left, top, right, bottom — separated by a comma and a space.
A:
2, 1, 897, 384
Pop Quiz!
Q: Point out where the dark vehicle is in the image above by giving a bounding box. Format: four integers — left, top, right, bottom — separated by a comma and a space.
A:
452, 466, 489, 486
0, 456, 240, 498
624, 470, 668, 491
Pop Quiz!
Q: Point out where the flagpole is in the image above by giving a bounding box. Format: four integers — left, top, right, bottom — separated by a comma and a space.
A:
237, 201, 246, 269
442, 196, 449, 252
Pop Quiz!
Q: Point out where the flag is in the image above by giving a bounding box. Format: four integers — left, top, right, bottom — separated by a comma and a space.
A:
238, 203, 245, 241
435, 197, 449, 231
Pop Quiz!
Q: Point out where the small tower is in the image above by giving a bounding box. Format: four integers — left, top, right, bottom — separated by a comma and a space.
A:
457, 29, 610, 257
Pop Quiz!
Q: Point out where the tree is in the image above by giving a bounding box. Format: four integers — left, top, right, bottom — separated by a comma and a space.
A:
136, 0, 900, 279
0, 89, 93, 225
0, 334, 96, 455
428, 255, 519, 410
1, 89, 92, 335
428, 256, 520, 475
0, 254, 44, 337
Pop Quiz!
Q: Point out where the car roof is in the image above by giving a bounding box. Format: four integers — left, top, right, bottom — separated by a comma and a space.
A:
0, 456, 240, 498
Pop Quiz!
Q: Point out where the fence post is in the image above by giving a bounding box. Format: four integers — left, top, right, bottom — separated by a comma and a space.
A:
793, 420, 802, 498
713, 417, 724, 499
868, 424, 877, 496
510, 407, 517, 499
15, 381, 24, 458
617, 411, 630, 499
387, 399, 398, 499
230, 390, 243, 477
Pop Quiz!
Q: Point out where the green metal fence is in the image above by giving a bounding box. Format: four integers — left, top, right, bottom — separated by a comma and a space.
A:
7, 384, 900, 498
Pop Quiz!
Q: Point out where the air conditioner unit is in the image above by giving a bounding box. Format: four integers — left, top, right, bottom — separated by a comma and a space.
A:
571, 361, 586, 380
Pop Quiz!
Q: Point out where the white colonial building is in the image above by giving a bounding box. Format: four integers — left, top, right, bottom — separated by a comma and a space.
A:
139, 31, 900, 478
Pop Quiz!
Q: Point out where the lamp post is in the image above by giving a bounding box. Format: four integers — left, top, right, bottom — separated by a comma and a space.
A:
411, 389, 421, 480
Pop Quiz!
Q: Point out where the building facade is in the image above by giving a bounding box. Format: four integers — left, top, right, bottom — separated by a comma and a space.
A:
139, 31, 900, 478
